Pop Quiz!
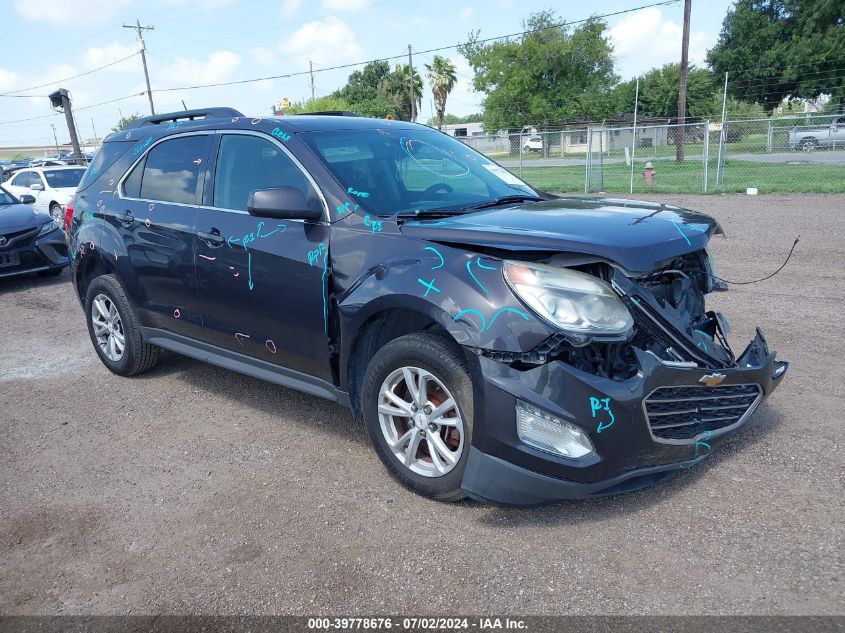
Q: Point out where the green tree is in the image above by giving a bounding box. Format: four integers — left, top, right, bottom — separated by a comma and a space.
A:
459, 10, 617, 133
610, 64, 719, 119
424, 112, 483, 127
332, 60, 407, 119
381, 64, 423, 121
284, 95, 350, 114
112, 113, 142, 132
425, 55, 458, 130
706, 0, 845, 111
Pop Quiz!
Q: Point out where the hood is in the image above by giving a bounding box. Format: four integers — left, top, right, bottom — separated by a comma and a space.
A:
400, 196, 721, 274
0, 203, 52, 231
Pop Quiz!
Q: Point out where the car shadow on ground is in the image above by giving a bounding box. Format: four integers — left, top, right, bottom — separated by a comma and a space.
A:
137, 349, 366, 446
0, 268, 69, 295
473, 403, 785, 522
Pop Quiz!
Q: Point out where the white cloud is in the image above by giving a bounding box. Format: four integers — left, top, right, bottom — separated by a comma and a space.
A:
458, 6, 475, 22
279, 16, 364, 67
280, 0, 303, 15
610, 7, 711, 79
0, 68, 17, 92
82, 42, 139, 72
159, 51, 242, 85
251, 47, 276, 67
321, 0, 371, 12
13, 0, 131, 24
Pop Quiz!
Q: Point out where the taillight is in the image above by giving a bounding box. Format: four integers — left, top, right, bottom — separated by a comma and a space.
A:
64, 198, 74, 231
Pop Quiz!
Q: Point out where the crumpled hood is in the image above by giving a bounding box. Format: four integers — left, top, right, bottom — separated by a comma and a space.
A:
400, 196, 721, 274
0, 203, 51, 231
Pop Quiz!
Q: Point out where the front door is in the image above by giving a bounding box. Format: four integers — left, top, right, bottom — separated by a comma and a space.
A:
195, 132, 332, 382
111, 133, 212, 339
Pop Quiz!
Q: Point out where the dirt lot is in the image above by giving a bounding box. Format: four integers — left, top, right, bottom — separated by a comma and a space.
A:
1, 194, 842, 615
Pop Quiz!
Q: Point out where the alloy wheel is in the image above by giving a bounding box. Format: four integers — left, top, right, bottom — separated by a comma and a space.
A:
377, 366, 465, 477
91, 293, 125, 361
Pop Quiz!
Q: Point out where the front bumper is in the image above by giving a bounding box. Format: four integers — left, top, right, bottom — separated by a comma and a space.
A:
462, 329, 787, 506
0, 228, 68, 279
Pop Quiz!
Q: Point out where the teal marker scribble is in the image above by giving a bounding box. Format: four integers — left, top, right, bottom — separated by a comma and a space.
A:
417, 278, 440, 297
672, 221, 692, 246
453, 307, 530, 332
590, 396, 616, 433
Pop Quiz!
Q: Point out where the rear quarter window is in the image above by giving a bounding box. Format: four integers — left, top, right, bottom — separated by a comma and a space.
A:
76, 141, 134, 192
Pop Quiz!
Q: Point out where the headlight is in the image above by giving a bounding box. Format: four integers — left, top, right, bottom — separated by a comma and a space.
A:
504, 261, 633, 336
37, 219, 60, 236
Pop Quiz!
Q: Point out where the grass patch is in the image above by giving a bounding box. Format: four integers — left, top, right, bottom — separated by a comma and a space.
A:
518, 159, 845, 194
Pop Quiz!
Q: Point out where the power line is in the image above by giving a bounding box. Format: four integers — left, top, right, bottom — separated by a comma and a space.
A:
151, 0, 680, 93
0, 92, 147, 126
0, 52, 140, 96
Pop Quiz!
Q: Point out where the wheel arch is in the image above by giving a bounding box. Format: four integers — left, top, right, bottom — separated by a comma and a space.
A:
342, 300, 478, 418
75, 250, 116, 304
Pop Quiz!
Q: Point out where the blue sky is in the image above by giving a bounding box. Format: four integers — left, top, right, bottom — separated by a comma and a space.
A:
0, 0, 734, 148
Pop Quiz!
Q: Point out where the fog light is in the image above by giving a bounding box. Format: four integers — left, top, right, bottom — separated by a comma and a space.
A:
516, 400, 594, 458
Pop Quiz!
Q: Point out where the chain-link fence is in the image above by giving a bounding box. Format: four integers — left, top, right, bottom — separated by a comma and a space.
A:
455, 113, 845, 194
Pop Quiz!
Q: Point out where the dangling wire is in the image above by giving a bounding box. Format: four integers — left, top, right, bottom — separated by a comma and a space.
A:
706, 237, 799, 285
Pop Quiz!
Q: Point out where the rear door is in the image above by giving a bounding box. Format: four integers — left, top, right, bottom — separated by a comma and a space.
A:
194, 131, 332, 381
112, 132, 212, 339
6, 171, 32, 200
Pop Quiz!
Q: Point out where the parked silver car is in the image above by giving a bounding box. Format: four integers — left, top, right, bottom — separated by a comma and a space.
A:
788, 116, 845, 151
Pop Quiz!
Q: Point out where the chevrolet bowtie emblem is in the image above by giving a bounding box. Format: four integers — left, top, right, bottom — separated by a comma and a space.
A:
699, 372, 726, 387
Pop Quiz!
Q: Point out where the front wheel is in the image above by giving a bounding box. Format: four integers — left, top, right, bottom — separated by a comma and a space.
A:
363, 332, 474, 501
800, 138, 818, 152
49, 203, 63, 222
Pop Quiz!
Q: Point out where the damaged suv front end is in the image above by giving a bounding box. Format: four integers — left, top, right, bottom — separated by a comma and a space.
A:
397, 198, 787, 505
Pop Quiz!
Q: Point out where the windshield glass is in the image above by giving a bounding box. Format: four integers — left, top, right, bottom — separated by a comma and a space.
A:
0, 187, 15, 205
300, 127, 539, 216
43, 168, 85, 188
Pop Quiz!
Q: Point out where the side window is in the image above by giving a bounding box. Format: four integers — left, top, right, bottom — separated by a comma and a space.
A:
12, 172, 31, 188
212, 134, 321, 213
123, 158, 144, 198
138, 135, 210, 204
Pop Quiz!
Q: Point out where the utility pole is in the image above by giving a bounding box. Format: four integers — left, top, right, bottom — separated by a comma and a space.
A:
124, 18, 156, 115
48, 89, 82, 161
50, 124, 59, 153
309, 60, 316, 101
676, 0, 692, 162
407, 45, 416, 122
91, 118, 98, 146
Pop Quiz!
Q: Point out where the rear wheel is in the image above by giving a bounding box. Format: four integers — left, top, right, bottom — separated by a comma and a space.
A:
49, 203, 63, 222
84, 275, 159, 376
800, 138, 818, 152
362, 332, 473, 501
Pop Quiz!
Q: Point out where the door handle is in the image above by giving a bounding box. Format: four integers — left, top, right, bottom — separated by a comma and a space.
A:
197, 228, 225, 247
118, 210, 134, 226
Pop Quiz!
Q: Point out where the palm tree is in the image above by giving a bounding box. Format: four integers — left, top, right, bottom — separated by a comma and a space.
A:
425, 56, 458, 130
382, 64, 423, 121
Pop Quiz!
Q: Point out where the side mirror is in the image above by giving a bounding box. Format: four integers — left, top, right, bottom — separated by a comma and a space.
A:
30, 183, 44, 191
247, 187, 322, 221
19, 194, 35, 204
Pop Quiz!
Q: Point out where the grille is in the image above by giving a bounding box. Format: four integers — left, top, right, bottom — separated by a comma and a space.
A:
644, 384, 762, 442
0, 226, 38, 249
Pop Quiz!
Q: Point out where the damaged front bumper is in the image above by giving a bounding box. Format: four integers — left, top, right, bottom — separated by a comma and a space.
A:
461, 329, 787, 506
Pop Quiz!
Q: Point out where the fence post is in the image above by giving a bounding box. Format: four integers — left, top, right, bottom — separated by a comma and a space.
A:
518, 131, 523, 179
767, 121, 773, 153
702, 121, 709, 194
585, 127, 592, 194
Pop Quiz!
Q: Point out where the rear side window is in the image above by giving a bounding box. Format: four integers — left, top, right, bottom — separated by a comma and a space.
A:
44, 169, 85, 188
212, 134, 320, 212
11, 171, 31, 188
77, 141, 133, 191
134, 135, 210, 204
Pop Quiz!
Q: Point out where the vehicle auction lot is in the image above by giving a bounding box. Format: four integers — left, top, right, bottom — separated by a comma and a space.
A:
1, 194, 842, 615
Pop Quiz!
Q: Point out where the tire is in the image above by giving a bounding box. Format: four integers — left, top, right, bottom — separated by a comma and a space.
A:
84, 274, 159, 376
800, 138, 818, 152
37, 267, 64, 278
49, 203, 63, 222
362, 332, 473, 501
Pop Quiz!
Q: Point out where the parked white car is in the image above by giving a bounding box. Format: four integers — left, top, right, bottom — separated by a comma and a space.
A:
4, 166, 87, 222
522, 135, 543, 152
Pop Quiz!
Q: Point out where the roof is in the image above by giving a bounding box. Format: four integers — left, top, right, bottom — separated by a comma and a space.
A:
23, 165, 86, 173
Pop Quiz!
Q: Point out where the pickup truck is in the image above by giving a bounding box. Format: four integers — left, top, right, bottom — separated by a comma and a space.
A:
788, 115, 845, 151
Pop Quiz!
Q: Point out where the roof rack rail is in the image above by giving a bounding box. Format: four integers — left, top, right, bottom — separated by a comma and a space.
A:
130, 107, 245, 129
297, 110, 362, 117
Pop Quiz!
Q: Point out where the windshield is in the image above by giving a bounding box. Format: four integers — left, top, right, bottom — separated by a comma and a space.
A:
0, 187, 15, 205
43, 168, 85, 188
300, 127, 539, 216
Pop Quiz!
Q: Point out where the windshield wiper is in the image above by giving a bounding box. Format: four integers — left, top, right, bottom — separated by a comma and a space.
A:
461, 195, 543, 211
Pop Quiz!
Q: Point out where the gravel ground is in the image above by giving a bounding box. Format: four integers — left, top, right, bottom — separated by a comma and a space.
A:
0, 193, 842, 616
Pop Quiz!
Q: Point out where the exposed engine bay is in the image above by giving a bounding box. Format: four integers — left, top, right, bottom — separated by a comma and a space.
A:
482, 250, 740, 380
